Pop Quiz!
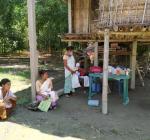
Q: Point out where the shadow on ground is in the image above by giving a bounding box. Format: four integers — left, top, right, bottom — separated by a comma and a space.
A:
4, 78, 150, 140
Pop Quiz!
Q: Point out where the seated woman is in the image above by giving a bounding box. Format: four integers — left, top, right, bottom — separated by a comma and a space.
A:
36, 70, 59, 109
0, 78, 17, 120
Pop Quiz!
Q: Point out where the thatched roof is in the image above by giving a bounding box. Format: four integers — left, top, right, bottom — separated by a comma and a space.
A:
93, 0, 150, 29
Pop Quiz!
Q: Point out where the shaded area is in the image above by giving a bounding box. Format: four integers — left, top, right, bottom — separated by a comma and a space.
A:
15, 87, 31, 105
2, 78, 149, 140
0, 62, 150, 140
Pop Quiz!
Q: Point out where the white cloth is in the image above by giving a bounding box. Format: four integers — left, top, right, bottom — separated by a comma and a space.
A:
76, 63, 80, 68
40, 78, 52, 95
0, 87, 16, 108
39, 78, 59, 102
72, 74, 81, 89
64, 55, 75, 78
80, 76, 90, 87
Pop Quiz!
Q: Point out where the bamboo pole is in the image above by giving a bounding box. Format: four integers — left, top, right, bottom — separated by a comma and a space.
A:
68, 0, 72, 46
94, 42, 98, 66
102, 29, 110, 114
27, 0, 38, 101
88, 0, 91, 32
142, 0, 148, 24
136, 64, 145, 87
130, 41, 137, 89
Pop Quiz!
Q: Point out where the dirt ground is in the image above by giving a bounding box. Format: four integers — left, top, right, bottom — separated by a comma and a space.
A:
0, 63, 150, 140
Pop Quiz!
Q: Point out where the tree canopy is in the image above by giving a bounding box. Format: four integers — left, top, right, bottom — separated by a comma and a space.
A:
0, 0, 67, 54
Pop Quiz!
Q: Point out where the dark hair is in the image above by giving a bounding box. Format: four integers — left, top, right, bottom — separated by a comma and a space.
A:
0, 78, 11, 87
66, 46, 74, 51
85, 46, 94, 52
38, 70, 48, 77
78, 57, 84, 62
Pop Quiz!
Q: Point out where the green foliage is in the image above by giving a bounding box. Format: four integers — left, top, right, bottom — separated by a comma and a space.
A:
36, 0, 68, 51
0, 67, 30, 79
137, 45, 149, 57
0, 0, 67, 54
0, 0, 27, 54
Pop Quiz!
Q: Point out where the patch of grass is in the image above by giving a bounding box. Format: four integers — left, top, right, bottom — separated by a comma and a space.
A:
110, 129, 119, 135
0, 67, 31, 105
0, 67, 30, 79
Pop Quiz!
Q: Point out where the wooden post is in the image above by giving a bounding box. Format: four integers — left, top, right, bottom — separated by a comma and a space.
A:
130, 41, 137, 89
68, 0, 72, 46
94, 42, 98, 66
27, 0, 38, 101
102, 29, 110, 114
84, 56, 88, 71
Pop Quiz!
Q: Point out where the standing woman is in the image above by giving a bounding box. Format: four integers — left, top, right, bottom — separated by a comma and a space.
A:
63, 46, 76, 97
0, 79, 17, 120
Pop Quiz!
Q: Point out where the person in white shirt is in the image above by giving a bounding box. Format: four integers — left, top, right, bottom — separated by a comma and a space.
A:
0, 78, 17, 120
63, 46, 76, 97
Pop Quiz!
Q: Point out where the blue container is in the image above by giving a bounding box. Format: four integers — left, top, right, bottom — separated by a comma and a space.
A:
92, 83, 101, 93
96, 83, 101, 93
92, 83, 96, 92
88, 100, 99, 106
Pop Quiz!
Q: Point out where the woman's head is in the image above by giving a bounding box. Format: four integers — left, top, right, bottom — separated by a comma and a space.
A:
0, 78, 11, 91
86, 46, 94, 56
39, 70, 49, 80
85, 45, 95, 63
66, 46, 74, 56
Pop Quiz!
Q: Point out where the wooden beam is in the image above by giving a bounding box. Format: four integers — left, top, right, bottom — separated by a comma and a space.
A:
61, 39, 132, 43
94, 42, 98, 66
102, 29, 110, 114
130, 41, 137, 89
61, 39, 150, 43
68, 0, 72, 46
98, 31, 150, 36
27, 0, 38, 101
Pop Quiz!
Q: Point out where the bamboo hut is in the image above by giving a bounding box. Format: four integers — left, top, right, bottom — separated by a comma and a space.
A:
61, 0, 150, 114
62, 0, 150, 41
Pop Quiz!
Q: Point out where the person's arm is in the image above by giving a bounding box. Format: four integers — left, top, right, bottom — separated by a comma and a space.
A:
4, 91, 17, 102
46, 78, 53, 92
64, 59, 75, 74
36, 81, 48, 99
49, 79, 53, 89
8, 96, 17, 101
0, 100, 5, 108
37, 92, 48, 99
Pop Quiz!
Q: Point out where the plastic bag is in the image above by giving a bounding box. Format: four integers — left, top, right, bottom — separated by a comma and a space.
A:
38, 98, 51, 112
89, 66, 103, 73
72, 74, 81, 89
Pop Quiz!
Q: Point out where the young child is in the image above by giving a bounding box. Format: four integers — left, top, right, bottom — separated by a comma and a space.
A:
0, 78, 17, 120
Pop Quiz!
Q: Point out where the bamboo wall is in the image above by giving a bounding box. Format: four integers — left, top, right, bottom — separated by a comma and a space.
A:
71, 0, 150, 33
72, 0, 90, 33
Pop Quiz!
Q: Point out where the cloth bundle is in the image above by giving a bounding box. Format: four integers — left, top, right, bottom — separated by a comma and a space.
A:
72, 74, 81, 89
